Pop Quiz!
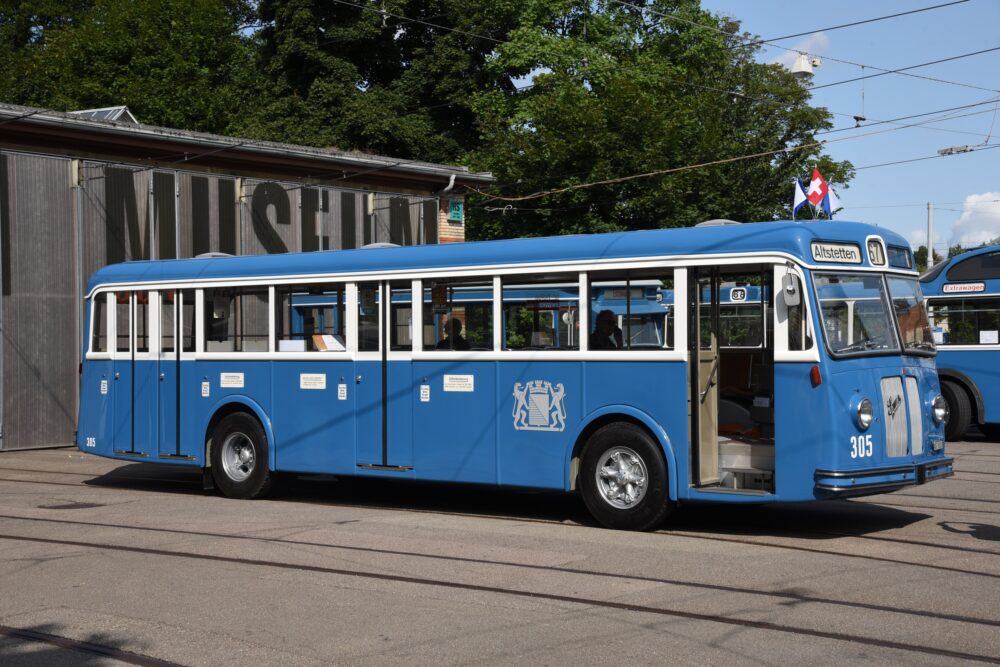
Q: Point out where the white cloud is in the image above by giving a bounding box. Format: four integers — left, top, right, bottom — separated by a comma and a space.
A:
949, 193, 1000, 248
772, 33, 830, 69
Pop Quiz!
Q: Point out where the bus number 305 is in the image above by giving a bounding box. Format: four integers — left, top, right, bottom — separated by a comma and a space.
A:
850, 434, 873, 459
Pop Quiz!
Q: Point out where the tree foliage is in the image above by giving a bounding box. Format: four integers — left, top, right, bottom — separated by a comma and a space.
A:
0, 0, 853, 238
0, 0, 257, 134
464, 0, 852, 238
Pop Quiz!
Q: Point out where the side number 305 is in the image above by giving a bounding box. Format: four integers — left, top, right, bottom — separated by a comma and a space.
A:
850, 434, 873, 459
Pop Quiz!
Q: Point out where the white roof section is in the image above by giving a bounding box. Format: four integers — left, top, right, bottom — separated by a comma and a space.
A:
68, 105, 139, 124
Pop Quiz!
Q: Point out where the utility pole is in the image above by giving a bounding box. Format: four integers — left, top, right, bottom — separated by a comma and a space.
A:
927, 202, 933, 266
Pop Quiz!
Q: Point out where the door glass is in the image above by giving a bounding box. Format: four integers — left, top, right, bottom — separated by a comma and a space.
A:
358, 283, 381, 352
116, 293, 131, 352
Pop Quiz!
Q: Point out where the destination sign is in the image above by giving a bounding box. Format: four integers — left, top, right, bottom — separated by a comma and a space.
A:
811, 242, 863, 264
943, 282, 986, 293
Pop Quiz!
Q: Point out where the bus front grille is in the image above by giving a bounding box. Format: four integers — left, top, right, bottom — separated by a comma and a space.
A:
905, 377, 923, 455
880, 377, 908, 457
880, 376, 923, 457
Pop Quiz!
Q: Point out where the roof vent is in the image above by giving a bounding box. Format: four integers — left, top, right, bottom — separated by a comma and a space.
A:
695, 219, 741, 227
195, 252, 234, 259
361, 242, 400, 249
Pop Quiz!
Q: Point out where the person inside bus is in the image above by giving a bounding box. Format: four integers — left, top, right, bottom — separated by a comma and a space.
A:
437, 314, 469, 350
591, 309, 624, 350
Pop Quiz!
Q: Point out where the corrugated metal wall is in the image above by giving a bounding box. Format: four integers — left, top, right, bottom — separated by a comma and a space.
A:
0, 150, 440, 450
0, 153, 77, 449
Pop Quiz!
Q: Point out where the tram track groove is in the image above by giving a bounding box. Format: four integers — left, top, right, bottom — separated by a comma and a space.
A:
0, 531, 996, 664
0, 512, 998, 630
1, 474, 999, 575
0, 623, 181, 667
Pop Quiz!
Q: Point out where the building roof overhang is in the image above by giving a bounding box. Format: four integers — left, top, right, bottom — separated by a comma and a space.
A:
0, 103, 493, 192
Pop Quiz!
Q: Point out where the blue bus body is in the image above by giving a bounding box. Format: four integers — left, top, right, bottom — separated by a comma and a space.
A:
921, 245, 1000, 439
78, 221, 952, 529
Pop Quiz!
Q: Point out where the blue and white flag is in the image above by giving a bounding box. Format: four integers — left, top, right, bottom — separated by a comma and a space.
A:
821, 186, 842, 218
792, 178, 808, 216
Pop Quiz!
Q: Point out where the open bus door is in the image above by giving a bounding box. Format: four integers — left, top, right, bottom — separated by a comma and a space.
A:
691, 269, 721, 485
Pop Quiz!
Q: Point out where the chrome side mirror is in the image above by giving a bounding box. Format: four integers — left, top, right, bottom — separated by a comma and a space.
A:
781, 273, 801, 307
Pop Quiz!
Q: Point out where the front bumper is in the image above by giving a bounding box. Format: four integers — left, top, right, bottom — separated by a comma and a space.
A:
814, 457, 954, 497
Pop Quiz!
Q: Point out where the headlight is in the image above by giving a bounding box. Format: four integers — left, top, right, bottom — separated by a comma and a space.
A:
932, 394, 949, 424
856, 398, 874, 430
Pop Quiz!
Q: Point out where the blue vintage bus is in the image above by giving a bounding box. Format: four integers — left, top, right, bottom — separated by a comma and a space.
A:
921, 245, 1000, 440
77, 221, 952, 530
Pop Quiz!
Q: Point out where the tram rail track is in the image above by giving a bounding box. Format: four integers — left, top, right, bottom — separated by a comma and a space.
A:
0, 530, 997, 664
1, 472, 998, 573
0, 623, 182, 666
1, 511, 998, 631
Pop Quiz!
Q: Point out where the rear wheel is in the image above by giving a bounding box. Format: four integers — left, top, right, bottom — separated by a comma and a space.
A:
579, 423, 673, 531
210, 412, 272, 499
941, 381, 971, 442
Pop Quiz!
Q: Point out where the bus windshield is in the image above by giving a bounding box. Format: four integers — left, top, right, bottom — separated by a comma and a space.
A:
887, 276, 935, 355
815, 273, 899, 355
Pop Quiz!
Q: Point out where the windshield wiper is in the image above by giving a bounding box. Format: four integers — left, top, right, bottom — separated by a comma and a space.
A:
838, 337, 880, 353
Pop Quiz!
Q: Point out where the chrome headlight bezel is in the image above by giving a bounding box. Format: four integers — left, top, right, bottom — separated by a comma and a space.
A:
856, 397, 874, 431
932, 394, 949, 424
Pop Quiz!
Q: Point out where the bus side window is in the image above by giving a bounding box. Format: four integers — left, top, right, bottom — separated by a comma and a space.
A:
204, 288, 235, 352
502, 275, 579, 350
276, 284, 346, 352
423, 279, 493, 351
91, 295, 108, 353
930, 298, 1000, 345
588, 272, 673, 350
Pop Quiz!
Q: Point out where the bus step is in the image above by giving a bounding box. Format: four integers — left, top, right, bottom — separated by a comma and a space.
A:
356, 464, 413, 472
113, 450, 149, 458
159, 454, 196, 461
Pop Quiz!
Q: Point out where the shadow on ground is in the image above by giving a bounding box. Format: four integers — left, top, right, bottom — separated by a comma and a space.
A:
84, 462, 929, 538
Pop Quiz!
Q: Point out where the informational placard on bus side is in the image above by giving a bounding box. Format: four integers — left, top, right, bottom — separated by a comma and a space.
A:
220, 372, 244, 388
299, 373, 326, 390
443, 374, 474, 392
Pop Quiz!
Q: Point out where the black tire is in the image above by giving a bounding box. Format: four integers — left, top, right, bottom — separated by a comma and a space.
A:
210, 412, 272, 499
579, 423, 673, 531
941, 381, 971, 442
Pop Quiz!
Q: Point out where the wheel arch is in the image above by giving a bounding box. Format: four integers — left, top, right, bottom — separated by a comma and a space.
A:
938, 369, 985, 424
203, 397, 275, 471
567, 406, 678, 501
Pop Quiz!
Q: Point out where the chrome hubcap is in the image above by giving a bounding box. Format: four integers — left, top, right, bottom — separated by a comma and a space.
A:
221, 432, 255, 482
595, 447, 648, 509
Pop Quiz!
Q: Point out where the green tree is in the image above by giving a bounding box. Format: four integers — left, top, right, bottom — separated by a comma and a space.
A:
240, 0, 525, 160
914, 245, 944, 273
464, 0, 852, 239
0, 0, 258, 135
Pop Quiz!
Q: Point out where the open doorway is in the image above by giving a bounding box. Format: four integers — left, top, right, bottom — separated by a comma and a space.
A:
690, 265, 775, 493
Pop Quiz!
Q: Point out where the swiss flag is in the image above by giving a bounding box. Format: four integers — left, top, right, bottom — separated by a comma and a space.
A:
806, 168, 829, 206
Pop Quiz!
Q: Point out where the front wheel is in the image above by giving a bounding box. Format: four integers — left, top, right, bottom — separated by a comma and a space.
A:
579, 423, 673, 531
941, 381, 971, 442
210, 412, 272, 499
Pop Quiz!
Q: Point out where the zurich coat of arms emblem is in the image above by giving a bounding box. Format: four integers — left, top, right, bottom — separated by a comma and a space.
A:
512, 380, 567, 432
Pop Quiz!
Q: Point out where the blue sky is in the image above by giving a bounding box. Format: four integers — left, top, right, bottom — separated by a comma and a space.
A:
700, 0, 1000, 254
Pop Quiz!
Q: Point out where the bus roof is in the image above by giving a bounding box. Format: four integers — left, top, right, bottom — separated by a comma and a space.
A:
87, 220, 913, 294
920, 244, 1000, 295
